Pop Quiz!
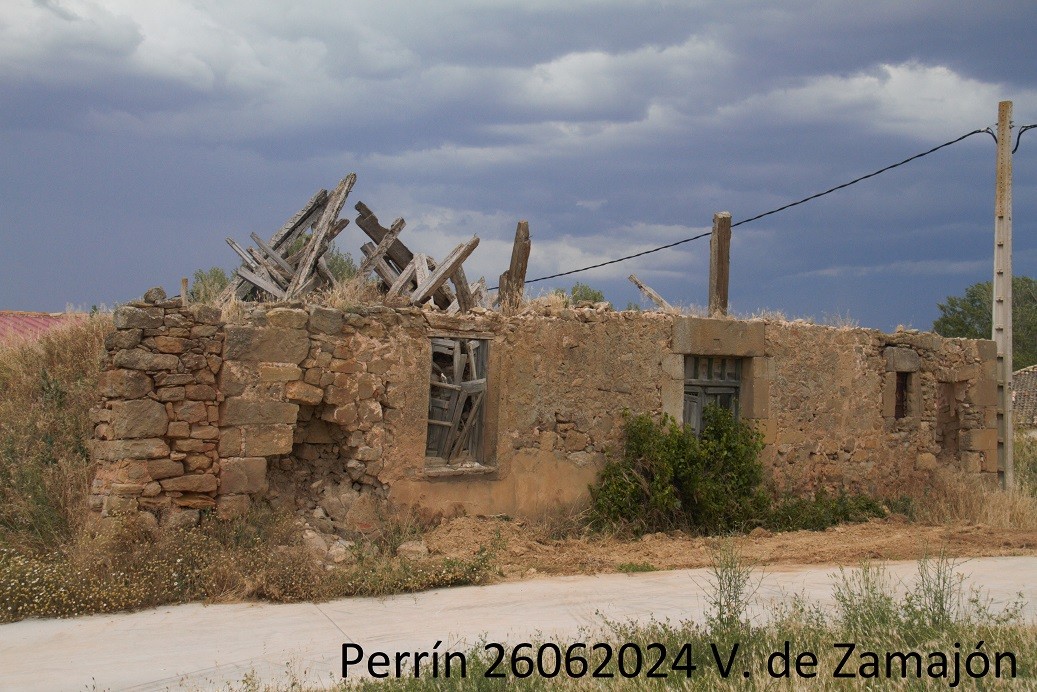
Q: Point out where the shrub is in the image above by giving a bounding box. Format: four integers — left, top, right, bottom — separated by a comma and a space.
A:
0, 315, 111, 552
188, 266, 230, 304
590, 406, 766, 534
764, 490, 886, 532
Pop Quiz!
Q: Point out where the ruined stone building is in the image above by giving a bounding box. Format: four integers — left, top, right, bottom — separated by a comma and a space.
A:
90, 294, 999, 527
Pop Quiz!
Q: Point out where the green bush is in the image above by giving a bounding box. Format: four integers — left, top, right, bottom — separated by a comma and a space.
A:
764, 490, 886, 532
590, 406, 766, 535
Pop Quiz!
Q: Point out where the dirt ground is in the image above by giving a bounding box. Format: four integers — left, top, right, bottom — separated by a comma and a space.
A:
423, 515, 1037, 580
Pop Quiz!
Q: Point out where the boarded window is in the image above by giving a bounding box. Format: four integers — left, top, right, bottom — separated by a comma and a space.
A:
684, 355, 741, 434
426, 338, 487, 462
895, 371, 910, 419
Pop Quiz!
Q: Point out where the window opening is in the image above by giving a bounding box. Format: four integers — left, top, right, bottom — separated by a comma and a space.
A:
426, 338, 487, 462
683, 355, 741, 434
895, 371, 910, 419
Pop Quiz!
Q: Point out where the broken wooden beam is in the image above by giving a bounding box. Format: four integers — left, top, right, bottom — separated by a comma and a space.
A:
357, 218, 405, 278
361, 242, 402, 288
498, 220, 530, 312
286, 174, 356, 299
709, 212, 731, 317
355, 201, 414, 273
411, 237, 480, 305
451, 264, 475, 314
628, 274, 673, 311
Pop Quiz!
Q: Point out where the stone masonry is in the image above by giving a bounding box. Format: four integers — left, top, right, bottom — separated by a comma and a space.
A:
90, 292, 1000, 526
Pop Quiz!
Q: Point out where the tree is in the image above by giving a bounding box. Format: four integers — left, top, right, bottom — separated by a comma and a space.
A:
553, 281, 608, 306
933, 276, 1037, 371
188, 267, 229, 304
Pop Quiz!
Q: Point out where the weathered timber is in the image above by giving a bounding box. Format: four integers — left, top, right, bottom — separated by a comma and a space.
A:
236, 266, 286, 299
357, 218, 405, 277
226, 238, 260, 271
270, 189, 328, 250
355, 202, 414, 272
451, 265, 475, 314
413, 254, 432, 291
361, 242, 402, 287
286, 174, 356, 299
628, 274, 673, 311
708, 212, 731, 317
250, 232, 295, 275
498, 220, 531, 312
412, 238, 480, 305
385, 260, 418, 303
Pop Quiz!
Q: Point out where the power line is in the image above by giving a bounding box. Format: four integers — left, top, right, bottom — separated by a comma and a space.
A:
1013, 124, 1037, 154
506, 127, 995, 289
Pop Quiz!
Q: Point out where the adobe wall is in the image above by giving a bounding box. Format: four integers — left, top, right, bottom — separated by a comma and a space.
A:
89, 293, 999, 529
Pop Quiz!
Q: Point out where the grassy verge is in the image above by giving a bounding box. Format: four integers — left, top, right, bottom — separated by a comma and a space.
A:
340, 548, 1033, 690
0, 507, 497, 622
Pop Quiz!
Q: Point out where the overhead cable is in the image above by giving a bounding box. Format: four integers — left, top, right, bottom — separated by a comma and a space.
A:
508, 127, 996, 288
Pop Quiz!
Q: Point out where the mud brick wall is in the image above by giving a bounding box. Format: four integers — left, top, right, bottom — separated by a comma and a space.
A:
90, 296, 1001, 526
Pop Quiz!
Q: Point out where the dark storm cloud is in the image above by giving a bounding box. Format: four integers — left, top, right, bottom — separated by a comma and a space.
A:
2, 0, 1037, 332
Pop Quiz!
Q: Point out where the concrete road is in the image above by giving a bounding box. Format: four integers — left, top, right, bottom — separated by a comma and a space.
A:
0, 556, 1034, 690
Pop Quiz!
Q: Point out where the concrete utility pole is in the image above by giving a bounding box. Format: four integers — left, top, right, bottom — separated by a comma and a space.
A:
993, 100, 1014, 489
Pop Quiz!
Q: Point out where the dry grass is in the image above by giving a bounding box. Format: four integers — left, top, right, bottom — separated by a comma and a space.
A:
0, 315, 112, 552
316, 276, 385, 311
914, 468, 1037, 530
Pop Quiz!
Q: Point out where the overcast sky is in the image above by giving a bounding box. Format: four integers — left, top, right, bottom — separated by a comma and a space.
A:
3, 1, 1037, 331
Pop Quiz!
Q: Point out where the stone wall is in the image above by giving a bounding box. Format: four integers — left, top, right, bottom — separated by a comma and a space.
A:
90, 293, 1000, 528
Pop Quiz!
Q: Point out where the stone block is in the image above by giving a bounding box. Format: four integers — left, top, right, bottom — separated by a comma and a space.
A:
223, 326, 309, 363
174, 494, 217, 510
240, 424, 294, 456
146, 459, 184, 480
220, 398, 298, 426
259, 363, 303, 383
175, 400, 208, 424
173, 438, 209, 452
981, 449, 999, 474
881, 372, 897, 418
672, 318, 765, 356
330, 358, 363, 374
219, 427, 242, 456
160, 473, 218, 493
99, 369, 153, 399
357, 400, 382, 424
191, 325, 219, 338
219, 457, 268, 495
113, 306, 163, 330
94, 438, 170, 461
885, 347, 920, 373
325, 384, 358, 406
114, 349, 180, 372
186, 304, 222, 325
322, 404, 358, 426
357, 374, 382, 399
564, 431, 590, 451
184, 454, 212, 471
105, 329, 142, 351
285, 380, 323, 406
190, 424, 220, 440
308, 306, 343, 334
181, 353, 207, 371
961, 427, 998, 452
185, 384, 217, 401
156, 386, 186, 402
265, 308, 309, 329
969, 380, 998, 407
152, 336, 186, 354
977, 339, 997, 360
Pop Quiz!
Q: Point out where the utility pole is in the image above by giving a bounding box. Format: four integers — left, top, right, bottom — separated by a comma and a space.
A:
993, 100, 1014, 489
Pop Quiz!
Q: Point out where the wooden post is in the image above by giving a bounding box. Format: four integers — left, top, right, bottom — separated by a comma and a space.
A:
709, 212, 731, 316
628, 274, 673, 311
498, 221, 531, 313
993, 100, 1014, 489
181, 277, 189, 306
